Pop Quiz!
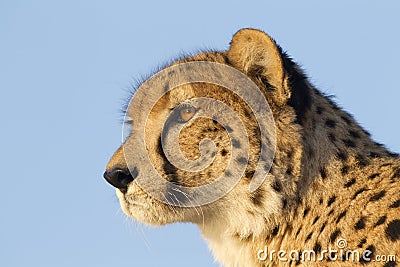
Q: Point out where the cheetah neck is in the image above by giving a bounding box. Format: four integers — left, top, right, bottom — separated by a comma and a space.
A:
299, 89, 395, 194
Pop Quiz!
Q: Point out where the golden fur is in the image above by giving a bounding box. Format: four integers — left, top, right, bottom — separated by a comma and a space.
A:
105, 29, 400, 266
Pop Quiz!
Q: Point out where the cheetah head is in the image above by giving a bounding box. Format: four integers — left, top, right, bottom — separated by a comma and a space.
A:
104, 29, 309, 235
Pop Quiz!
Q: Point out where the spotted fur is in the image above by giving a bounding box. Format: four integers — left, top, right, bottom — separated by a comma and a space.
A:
105, 28, 400, 267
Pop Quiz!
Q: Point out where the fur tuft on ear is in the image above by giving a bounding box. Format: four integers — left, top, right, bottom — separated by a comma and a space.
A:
228, 28, 290, 106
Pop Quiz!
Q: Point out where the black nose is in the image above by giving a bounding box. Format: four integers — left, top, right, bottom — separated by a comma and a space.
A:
103, 167, 138, 191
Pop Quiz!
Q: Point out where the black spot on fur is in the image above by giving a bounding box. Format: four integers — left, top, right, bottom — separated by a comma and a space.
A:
305, 232, 313, 242
267, 165, 273, 173
325, 119, 336, 128
356, 154, 370, 167
231, 139, 241, 148
357, 237, 367, 248
320, 168, 327, 179
303, 207, 310, 217
328, 133, 336, 142
386, 220, 400, 241
320, 224, 326, 234
203, 128, 211, 133
249, 188, 264, 206
271, 226, 279, 236
349, 130, 361, 139
343, 139, 356, 148
272, 179, 282, 192
374, 216, 387, 227
389, 199, 400, 208
245, 170, 255, 179
354, 217, 366, 230
336, 211, 347, 223
341, 165, 349, 175
337, 151, 348, 161
282, 198, 288, 209
237, 157, 248, 165
221, 149, 228, 156
313, 242, 322, 254
370, 190, 386, 201
328, 209, 334, 216
286, 166, 293, 175
383, 261, 397, 267
316, 106, 324, 114
327, 195, 336, 207
329, 229, 341, 242
312, 216, 319, 225
369, 151, 380, 158
295, 228, 301, 237
352, 188, 366, 200
341, 115, 352, 125
344, 178, 356, 188
368, 173, 379, 180
243, 108, 251, 118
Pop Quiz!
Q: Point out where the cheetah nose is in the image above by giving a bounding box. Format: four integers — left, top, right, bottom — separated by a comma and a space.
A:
103, 167, 138, 191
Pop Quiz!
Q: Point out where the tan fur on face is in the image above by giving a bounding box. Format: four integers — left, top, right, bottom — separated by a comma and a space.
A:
105, 29, 400, 266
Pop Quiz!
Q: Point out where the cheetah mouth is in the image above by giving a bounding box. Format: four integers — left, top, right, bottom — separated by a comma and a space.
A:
116, 190, 138, 208
119, 190, 151, 208
123, 197, 139, 205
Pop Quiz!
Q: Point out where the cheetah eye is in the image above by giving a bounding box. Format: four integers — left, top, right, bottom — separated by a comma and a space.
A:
177, 105, 197, 123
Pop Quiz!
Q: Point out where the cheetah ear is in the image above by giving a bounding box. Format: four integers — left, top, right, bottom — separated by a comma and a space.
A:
228, 28, 290, 106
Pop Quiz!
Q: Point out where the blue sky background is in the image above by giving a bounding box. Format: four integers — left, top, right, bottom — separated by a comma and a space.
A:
1, 1, 399, 267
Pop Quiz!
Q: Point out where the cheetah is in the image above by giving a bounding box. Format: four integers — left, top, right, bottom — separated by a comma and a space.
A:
104, 28, 400, 266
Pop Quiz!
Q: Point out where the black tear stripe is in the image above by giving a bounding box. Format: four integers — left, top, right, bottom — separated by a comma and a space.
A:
157, 137, 190, 205
157, 137, 178, 183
